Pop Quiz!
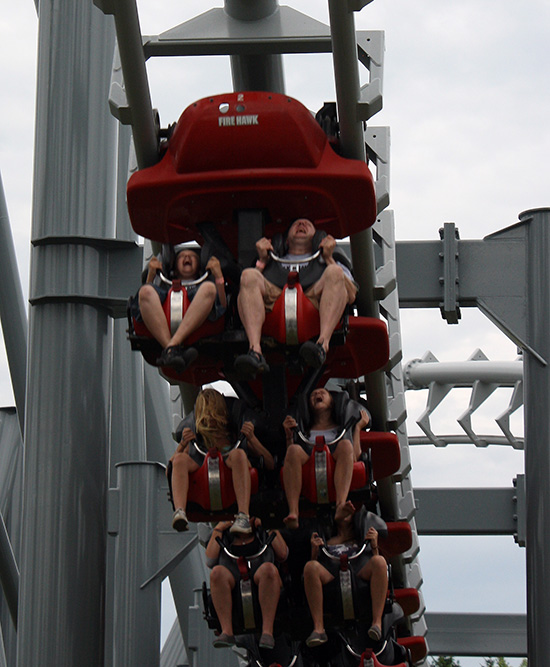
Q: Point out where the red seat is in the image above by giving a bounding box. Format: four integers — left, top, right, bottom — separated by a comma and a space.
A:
360, 431, 401, 481
263, 275, 321, 345
323, 315, 389, 378
126, 91, 377, 248
186, 449, 259, 520
280, 440, 368, 505
132, 281, 224, 345
396, 636, 427, 663
131, 281, 225, 384
392, 588, 420, 617
378, 522, 412, 558
262, 273, 388, 377
360, 648, 408, 667
242, 314, 389, 404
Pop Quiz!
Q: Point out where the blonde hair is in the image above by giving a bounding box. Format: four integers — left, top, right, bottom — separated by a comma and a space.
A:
194, 389, 230, 448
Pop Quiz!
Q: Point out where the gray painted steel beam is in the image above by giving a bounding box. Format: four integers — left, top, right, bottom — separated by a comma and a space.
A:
16, 2, 117, 664
0, 174, 28, 435
143, 6, 333, 57
109, 462, 197, 666
0, 515, 18, 630
395, 228, 530, 356
29, 238, 143, 319
225, 0, 285, 94
522, 208, 550, 667
425, 613, 526, 657
414, 488, 520, 536
0, 409, 23, 664
327, 2, 397, 529
395, 233, 525, 311
94, 0, 158, 168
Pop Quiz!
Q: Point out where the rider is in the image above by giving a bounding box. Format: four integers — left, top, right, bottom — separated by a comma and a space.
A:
303, 501, 388, 647
282, 387, 370, 530
133, 243, 226, 373
169, 388, 274, 533
205, 517, 288, 650
234, 218, 357, 378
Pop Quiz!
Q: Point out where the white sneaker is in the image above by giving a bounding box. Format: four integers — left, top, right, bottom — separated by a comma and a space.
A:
172, 508, 188, 532
229, 512, 252, 534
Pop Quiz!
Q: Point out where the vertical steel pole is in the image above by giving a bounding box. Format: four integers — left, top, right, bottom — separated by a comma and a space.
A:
111, 463, 163, 667
521, 207, 550, 667
0, 409, 22, 664
0, 173, 28, 435
17, 2, 117, 664
225, 0, 285, 93
0, 514, 18, 630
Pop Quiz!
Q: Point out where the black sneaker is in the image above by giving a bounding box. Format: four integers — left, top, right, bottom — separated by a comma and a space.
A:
158, 345, 198, 373
299, 341, 326, 369
234, 349, 270, 379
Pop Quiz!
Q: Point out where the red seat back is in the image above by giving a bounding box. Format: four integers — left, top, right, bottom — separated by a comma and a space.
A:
324, 316, 389, 378
133, 284, 224, 345
397, 636, 427, 663
187, 449, 259, 511
263, 279, 321, 344
392, 588, 420, 617
360, 649, 407, 667
378, 521, 412, 558
280, 442, 367, 505
360, 431, 401, 480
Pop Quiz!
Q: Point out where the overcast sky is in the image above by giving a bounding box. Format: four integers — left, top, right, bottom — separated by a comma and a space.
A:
2, 2, 547, 664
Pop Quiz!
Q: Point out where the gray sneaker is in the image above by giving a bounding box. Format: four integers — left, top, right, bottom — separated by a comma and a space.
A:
172, 508, 188, 532
229, 512, 252, 534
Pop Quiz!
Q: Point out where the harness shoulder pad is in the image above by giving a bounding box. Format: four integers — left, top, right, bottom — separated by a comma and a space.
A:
270, 232, 287, 257
355, 507, 388, 540
175, 412, 196, 442
311, 229, 327, 252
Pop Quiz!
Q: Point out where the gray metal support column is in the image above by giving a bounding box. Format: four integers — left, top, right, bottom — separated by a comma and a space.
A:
0, 409, 22, 665
225, 0, 285, 93
522, 207, 550, 667
0, 515, 18, 630
110, 462, 163, 667
97, 0, 158, 169
327, 0, 386, 427
0, 173, 28, 435
16, 2, 117, 664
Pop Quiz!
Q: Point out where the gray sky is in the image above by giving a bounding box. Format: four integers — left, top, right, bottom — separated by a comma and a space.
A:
2, 2, 546, 664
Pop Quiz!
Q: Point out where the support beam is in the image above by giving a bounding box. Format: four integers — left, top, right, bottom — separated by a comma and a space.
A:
414, 488, 521, 537
0, 174, 28, 435
16, 3, 117, 664
225, 0, 285, 93
523, 207, 550, 667
425, 613, 526, 657
94, 0, 158, 168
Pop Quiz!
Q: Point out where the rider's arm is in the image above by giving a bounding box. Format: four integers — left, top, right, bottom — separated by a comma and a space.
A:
269, 529, 289, 563
205, 255, 227, 309
204, 521, 232, 566
241, 422, 275, 470
146, 256, 163, 283
310, 532, 324, 561
352, 409, 371, 459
